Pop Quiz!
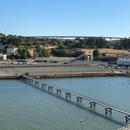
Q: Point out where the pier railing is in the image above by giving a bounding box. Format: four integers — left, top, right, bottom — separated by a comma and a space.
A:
117, 124, 130, 130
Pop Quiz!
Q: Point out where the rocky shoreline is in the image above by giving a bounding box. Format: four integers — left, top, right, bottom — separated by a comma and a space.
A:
0, 71, 129, 79
30, 72, 128, 78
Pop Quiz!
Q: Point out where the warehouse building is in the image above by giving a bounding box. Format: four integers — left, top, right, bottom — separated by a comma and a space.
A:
117, 58, 130, 67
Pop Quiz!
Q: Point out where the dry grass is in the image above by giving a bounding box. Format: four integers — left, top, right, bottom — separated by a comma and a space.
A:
81, 48, 130, 54
44, 46, 57, 49
44, 46, 130, 55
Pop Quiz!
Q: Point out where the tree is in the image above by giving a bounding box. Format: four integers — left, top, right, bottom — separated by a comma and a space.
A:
17, 47, 28, 59
87, 38, 96, 48
27, 41, 33, 47
93, 49, 99, 59
102, 53, 106, 57
26, 51, 31, 58
36, 45, 42, 57
51, 48, 67, 57
57, 42, 66, 49
42, 48, 51, 57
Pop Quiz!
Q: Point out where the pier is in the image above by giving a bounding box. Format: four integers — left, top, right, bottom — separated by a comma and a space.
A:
21, 74, 130, 123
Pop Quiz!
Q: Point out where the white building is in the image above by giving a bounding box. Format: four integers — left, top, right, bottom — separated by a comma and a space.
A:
117, 58, 130, 66
76, 52, 93, 60
6, 47, 18, 54
0, 54, 7, 60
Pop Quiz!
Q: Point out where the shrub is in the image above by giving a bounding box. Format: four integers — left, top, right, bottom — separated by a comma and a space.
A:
25, 72, 29, 76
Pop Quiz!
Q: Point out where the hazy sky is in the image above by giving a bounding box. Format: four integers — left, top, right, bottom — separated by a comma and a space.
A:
0, 0, 130, 37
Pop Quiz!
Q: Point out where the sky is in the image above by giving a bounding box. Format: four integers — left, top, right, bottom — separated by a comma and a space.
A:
0, 0, 130, 38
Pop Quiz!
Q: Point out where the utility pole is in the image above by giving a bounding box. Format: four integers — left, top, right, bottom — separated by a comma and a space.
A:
80, 117, 89, 130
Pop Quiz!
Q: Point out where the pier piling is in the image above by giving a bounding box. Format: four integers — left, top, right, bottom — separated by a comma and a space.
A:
76, 97, 82, 103
125, 115, 130, 123
66, 93, 71, 98
42, 83, 46, 88
57, 89, 61, 94
48, 86, 53, 91
90, 102, 96, 108
105, 108, 112, 114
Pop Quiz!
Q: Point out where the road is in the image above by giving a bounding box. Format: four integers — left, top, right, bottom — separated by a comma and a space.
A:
0, 60, 128, 76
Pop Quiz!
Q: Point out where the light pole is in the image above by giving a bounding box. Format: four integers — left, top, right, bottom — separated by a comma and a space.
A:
69, 50, 71, 72
80, 117, 89, 130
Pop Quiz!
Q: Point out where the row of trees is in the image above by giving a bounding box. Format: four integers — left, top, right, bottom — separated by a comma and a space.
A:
114, 38, 130, 50
1, 33, 130, 49
10, 47, 83, 59
0, 33, 130, 60
10, 46, 51, 59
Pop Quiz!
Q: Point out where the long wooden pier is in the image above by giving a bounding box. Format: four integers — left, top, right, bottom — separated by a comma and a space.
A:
20, 75, 130, 123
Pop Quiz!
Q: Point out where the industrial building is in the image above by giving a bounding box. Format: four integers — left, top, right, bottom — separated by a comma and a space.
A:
117, 58, 130, 67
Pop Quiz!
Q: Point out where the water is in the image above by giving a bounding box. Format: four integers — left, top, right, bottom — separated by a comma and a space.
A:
0, 77, 130, 130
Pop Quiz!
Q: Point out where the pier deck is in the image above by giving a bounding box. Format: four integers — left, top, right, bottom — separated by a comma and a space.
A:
21, 74, 130, 123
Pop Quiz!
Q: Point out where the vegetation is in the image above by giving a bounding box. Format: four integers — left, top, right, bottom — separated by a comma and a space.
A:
25, 72, 29, 76
93, 49, 99, 59
0, 33, 130, 60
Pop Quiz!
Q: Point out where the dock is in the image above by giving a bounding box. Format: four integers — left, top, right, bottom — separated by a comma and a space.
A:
20, 74, 130, 123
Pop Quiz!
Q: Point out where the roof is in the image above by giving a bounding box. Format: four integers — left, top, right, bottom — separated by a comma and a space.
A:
117, 58, 130, 62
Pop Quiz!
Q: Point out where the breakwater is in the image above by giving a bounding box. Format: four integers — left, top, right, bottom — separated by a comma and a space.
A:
0, 71, 129, 79
29, 72, 128, 78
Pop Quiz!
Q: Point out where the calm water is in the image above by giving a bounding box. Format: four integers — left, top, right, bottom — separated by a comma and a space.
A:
0, 77, 130, 130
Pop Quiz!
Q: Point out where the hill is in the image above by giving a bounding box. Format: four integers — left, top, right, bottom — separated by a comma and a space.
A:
81, 48, 130, 55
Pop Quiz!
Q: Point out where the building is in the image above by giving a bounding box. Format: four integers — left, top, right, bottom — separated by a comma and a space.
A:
117, 58, 130, 66
0, 54, 7, 60
28, 49, 34, 57
76, 52, 93, 60
124, 54, 130, 58
6, 47, 18, 54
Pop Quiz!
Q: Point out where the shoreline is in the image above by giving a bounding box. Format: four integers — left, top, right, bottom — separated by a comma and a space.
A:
28, 71, 129, 78
0, 71, 129, 79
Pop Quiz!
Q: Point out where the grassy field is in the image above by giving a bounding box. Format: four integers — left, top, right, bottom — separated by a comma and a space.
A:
81, 48, 130, 54
45, 46, 130, 55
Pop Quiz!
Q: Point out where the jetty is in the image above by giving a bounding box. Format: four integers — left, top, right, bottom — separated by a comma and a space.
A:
20, 74, 130, 123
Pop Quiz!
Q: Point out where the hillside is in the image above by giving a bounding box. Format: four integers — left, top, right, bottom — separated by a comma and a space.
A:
81, 48, 130, 55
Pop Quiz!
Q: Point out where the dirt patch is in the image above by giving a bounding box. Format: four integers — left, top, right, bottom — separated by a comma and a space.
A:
44, 46, 58, 49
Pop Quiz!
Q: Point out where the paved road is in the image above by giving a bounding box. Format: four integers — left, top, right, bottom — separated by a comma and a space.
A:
0, 60, 128, 75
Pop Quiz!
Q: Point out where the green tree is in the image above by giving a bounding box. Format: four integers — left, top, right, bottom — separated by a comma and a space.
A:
36, 45, 42, 56
51, 48, 67, 57
102, 53, 106, 57
57, 42, 66, 49
93, 49, 99, 59
86, 38, 96, 48
42, 48, 51, 57
17, 47, 27, 59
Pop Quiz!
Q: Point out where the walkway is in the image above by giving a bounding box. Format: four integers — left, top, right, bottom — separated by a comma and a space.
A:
20, 74, 130, 123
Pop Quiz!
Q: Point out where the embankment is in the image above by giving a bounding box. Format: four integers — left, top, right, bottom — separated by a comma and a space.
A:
0, 71, 130, 79
30, 72, 128, 78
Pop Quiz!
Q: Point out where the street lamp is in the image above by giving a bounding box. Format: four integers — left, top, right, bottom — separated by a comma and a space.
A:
80, 117, 89, 130
68, 50, 71, 72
